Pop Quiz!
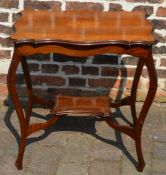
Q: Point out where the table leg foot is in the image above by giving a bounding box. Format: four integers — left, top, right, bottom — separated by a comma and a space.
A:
137, 162, 145, 172
15, 133, 26, 170
135, 134, 145, 172
15, 159, 23, 170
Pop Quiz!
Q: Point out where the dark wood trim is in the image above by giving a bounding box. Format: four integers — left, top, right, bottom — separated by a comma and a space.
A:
13, 39, 154, 47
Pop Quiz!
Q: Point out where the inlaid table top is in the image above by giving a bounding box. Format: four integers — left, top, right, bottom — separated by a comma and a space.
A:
11, 9, 154, 45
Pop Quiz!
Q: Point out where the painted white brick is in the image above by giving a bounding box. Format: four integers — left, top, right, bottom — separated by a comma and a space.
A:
0, 59, 11, 74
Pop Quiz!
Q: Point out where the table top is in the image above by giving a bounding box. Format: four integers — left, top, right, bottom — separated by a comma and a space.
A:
11, 9, 154, 45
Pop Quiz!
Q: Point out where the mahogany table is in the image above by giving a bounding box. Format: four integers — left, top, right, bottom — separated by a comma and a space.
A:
8, 10, 157, 172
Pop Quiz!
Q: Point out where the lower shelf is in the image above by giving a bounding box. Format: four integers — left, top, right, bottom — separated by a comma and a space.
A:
51, 95, 111, 117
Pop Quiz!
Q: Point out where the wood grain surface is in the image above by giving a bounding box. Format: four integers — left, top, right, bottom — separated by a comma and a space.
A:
11, 10, 154, 45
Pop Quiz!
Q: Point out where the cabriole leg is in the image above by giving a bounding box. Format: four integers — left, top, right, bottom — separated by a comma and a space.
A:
135, 50, 157, 172
21, 58, 33, 127
7, 48, 27, 170
130, 59, 144, 126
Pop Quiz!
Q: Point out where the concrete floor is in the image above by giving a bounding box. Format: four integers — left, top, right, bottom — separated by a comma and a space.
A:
0, 103, 166, 175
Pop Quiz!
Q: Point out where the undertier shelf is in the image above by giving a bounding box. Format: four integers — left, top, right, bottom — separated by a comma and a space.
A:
51, 95, 111, 117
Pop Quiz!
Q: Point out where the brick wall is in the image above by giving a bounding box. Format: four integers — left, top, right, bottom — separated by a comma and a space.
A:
0, 0, 166, 103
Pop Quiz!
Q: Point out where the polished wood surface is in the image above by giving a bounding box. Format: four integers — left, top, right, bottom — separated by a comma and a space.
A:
8, 10, 157, 172
11, 10, 154, 45
51, 95, 110, 116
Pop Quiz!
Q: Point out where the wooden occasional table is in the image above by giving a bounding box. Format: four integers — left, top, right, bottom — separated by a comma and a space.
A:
8, 10, 157, 172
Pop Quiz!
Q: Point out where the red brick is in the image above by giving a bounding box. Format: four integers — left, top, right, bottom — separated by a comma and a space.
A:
0, 74, 7, 84
48, 88, 83, 97
0, 50, 11, 59
28, 54, 50, 62
109, 89, 127, 101
125, 79, 133, 90
121, 56, 138, 66
66, 2, 103, 11
0, 13, 9, 22
31, 75, 65, 86
62, 65, 79, 75
149, 0, 164, 3
33, 88, 48, 99
101, 67, 135, 78
125, 0, 148, 2
125, 79, 142, 90
15, 86, 27, 97
16, 74, 24, 85
109, 3, 122, 11
0, 0, 19, 9
125, 0, 164, 3
157, 69, 166, 78
88, 78, 121, 88
53, 54, 86, 63
101, 67, 119, 77
132, 5, 154, 16
34, 87, 109, 101
82, 66, 99, 75
142, 68, 161, 78
153, 46, 166, 54
28, 63, 40, 72
0, 25, 13, 35
0, 37, 13, 47
156, 7, 166, 17
155, 89, 166, 98
0, 84, 8, 102
12, 12, 22, 22
121, 68, 136, 77
142, 68, 149, 78
80, 90, 109, 97
113, 79, 123, 89
151, 19, 166, 30
41, 64, 59, 73
69, 78, 86, 87
24, 0, 61, 10
153, 32, 166, 43
154, 88, 166, 102
160, 59, 166, 66
93, 55, 118, 65
109, 89, 118, 98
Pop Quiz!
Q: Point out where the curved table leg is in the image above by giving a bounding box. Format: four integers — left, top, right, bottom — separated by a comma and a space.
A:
105, 49, 157, 172
130, 59, 144, 126
109, 58, 144, 127
135, 50, 157, 172
7, 48, 58, 170
7, 48, 27, 170
21, 58, 33, 127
